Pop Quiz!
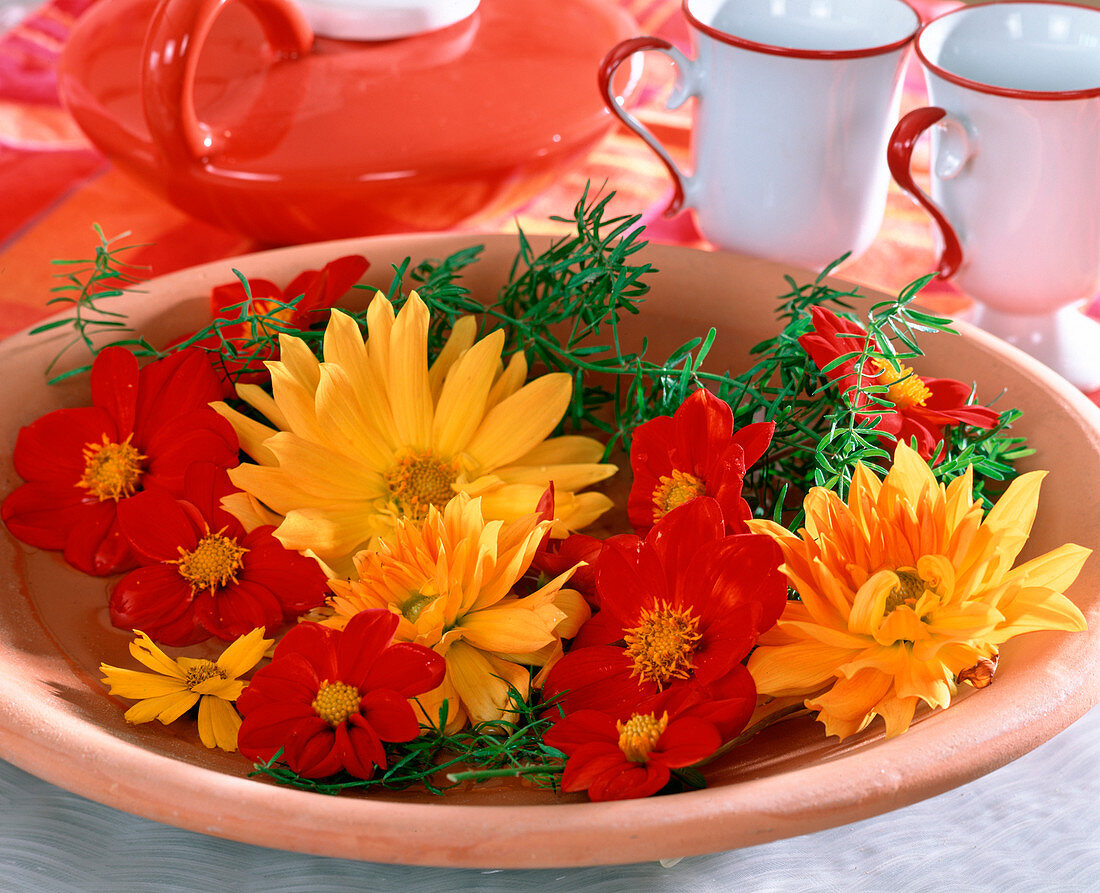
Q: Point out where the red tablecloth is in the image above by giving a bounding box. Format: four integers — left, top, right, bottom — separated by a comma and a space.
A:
0, 0, 1096, 403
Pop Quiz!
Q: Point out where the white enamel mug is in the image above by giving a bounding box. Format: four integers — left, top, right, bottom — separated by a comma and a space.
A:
888, 2, 1100, 389
599, 0, 920, 270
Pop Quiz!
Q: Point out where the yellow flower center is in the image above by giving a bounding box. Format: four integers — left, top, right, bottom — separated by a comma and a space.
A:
651, 470, 706, 522
184, 660, 227, 688
873, 359, 932, 409
312, 680, 361, 726
616, 711, 669, 762
384, 452, 458, 520
623, 601, 702, 690
172, 531, 248, 592
78, 434, 146, 502
885, 569, 925, 613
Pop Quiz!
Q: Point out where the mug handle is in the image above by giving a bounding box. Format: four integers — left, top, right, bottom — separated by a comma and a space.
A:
887, 107, 965, 279
598, 37, 697, 216
142, 0, 314, 165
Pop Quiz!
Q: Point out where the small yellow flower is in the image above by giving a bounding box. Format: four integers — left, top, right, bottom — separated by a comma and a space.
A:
99, 628, 272, 751
325, 492, 590, 733
747, 441, 1089, 740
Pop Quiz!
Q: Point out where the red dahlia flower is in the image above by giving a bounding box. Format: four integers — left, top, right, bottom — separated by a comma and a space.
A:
193, 254, 369, 388
236, 610, 445, 779
627, 388, 774, 535
1, 348, 238, 576
544, 703, 721, 801
109, 463, 328, 646
798, 306, 999, 460
543, 497, 787, 739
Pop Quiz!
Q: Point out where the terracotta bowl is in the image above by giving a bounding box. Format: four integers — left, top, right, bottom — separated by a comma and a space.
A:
56, 0, 636, 245
1, 235, 1098, 868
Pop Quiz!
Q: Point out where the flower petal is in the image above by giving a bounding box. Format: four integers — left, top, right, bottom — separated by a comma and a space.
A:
12, 406, 114, 481
388, 292, 434, 447
100, 667, 189, 699
91, 346, 139, 434
362, 641, 446, 697
1, 481, 99, 550
116, 488, 201, 562
464, 374, 572, 470
357, 689, 420, 743
747, 642, 850, 696
445, 641, 530, 726
457, 604, 557, 654
337, 610, 400, 686
123, 691, 198, 725
432, 328, 504, 455
197, 695, 242, 751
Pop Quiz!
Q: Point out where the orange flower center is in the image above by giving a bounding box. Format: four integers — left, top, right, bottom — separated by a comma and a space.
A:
623, 601, 702, 690
873, 359, 932, 409
885, 569, 925, 613
617, 711, 669, 762
312, 680, 361, 726
651, 470, 705, 522
172, 531, 248, 592
384, 452, 458, 520
184, 660, 227, 688
78, 434, 145, 502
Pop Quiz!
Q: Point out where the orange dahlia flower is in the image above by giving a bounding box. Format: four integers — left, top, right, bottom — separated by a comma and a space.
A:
323, 493, 590, 733
747, 441, 1089, 739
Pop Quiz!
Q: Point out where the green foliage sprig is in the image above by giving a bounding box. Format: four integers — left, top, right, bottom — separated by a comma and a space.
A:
31, 225, 156, 382
39, 191, 1027, 518
391, 185, 721, 456
249, 684, 566, 795
711, 263, 1031, 525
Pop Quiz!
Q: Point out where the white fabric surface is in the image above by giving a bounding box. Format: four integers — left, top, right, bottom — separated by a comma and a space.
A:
0, 704, 1096, 892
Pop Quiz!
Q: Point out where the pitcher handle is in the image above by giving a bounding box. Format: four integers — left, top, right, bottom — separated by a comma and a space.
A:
598, 36, 697, 216
142, 0, 314, 165
887, 107, 966, 279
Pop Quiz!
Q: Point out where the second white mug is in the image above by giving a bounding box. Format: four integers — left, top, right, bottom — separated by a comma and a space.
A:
599, 0, 920, 271
888, 1, 1100, 388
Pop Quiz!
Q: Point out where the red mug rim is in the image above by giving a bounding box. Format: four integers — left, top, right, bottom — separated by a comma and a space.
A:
914, 1, 1100, 101
681, 0, 920, 60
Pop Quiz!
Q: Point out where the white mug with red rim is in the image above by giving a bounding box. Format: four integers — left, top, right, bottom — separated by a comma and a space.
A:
888, 1, 1100, 389
599, 0, 920, 271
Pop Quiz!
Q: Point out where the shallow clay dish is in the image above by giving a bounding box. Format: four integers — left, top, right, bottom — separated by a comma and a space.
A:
1, 236, 1098, 868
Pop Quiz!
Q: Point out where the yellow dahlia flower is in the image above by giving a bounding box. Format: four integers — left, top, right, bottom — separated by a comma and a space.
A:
746, 441, 1089, 740
325, 492, 590, 733
212, 291, 616, 574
